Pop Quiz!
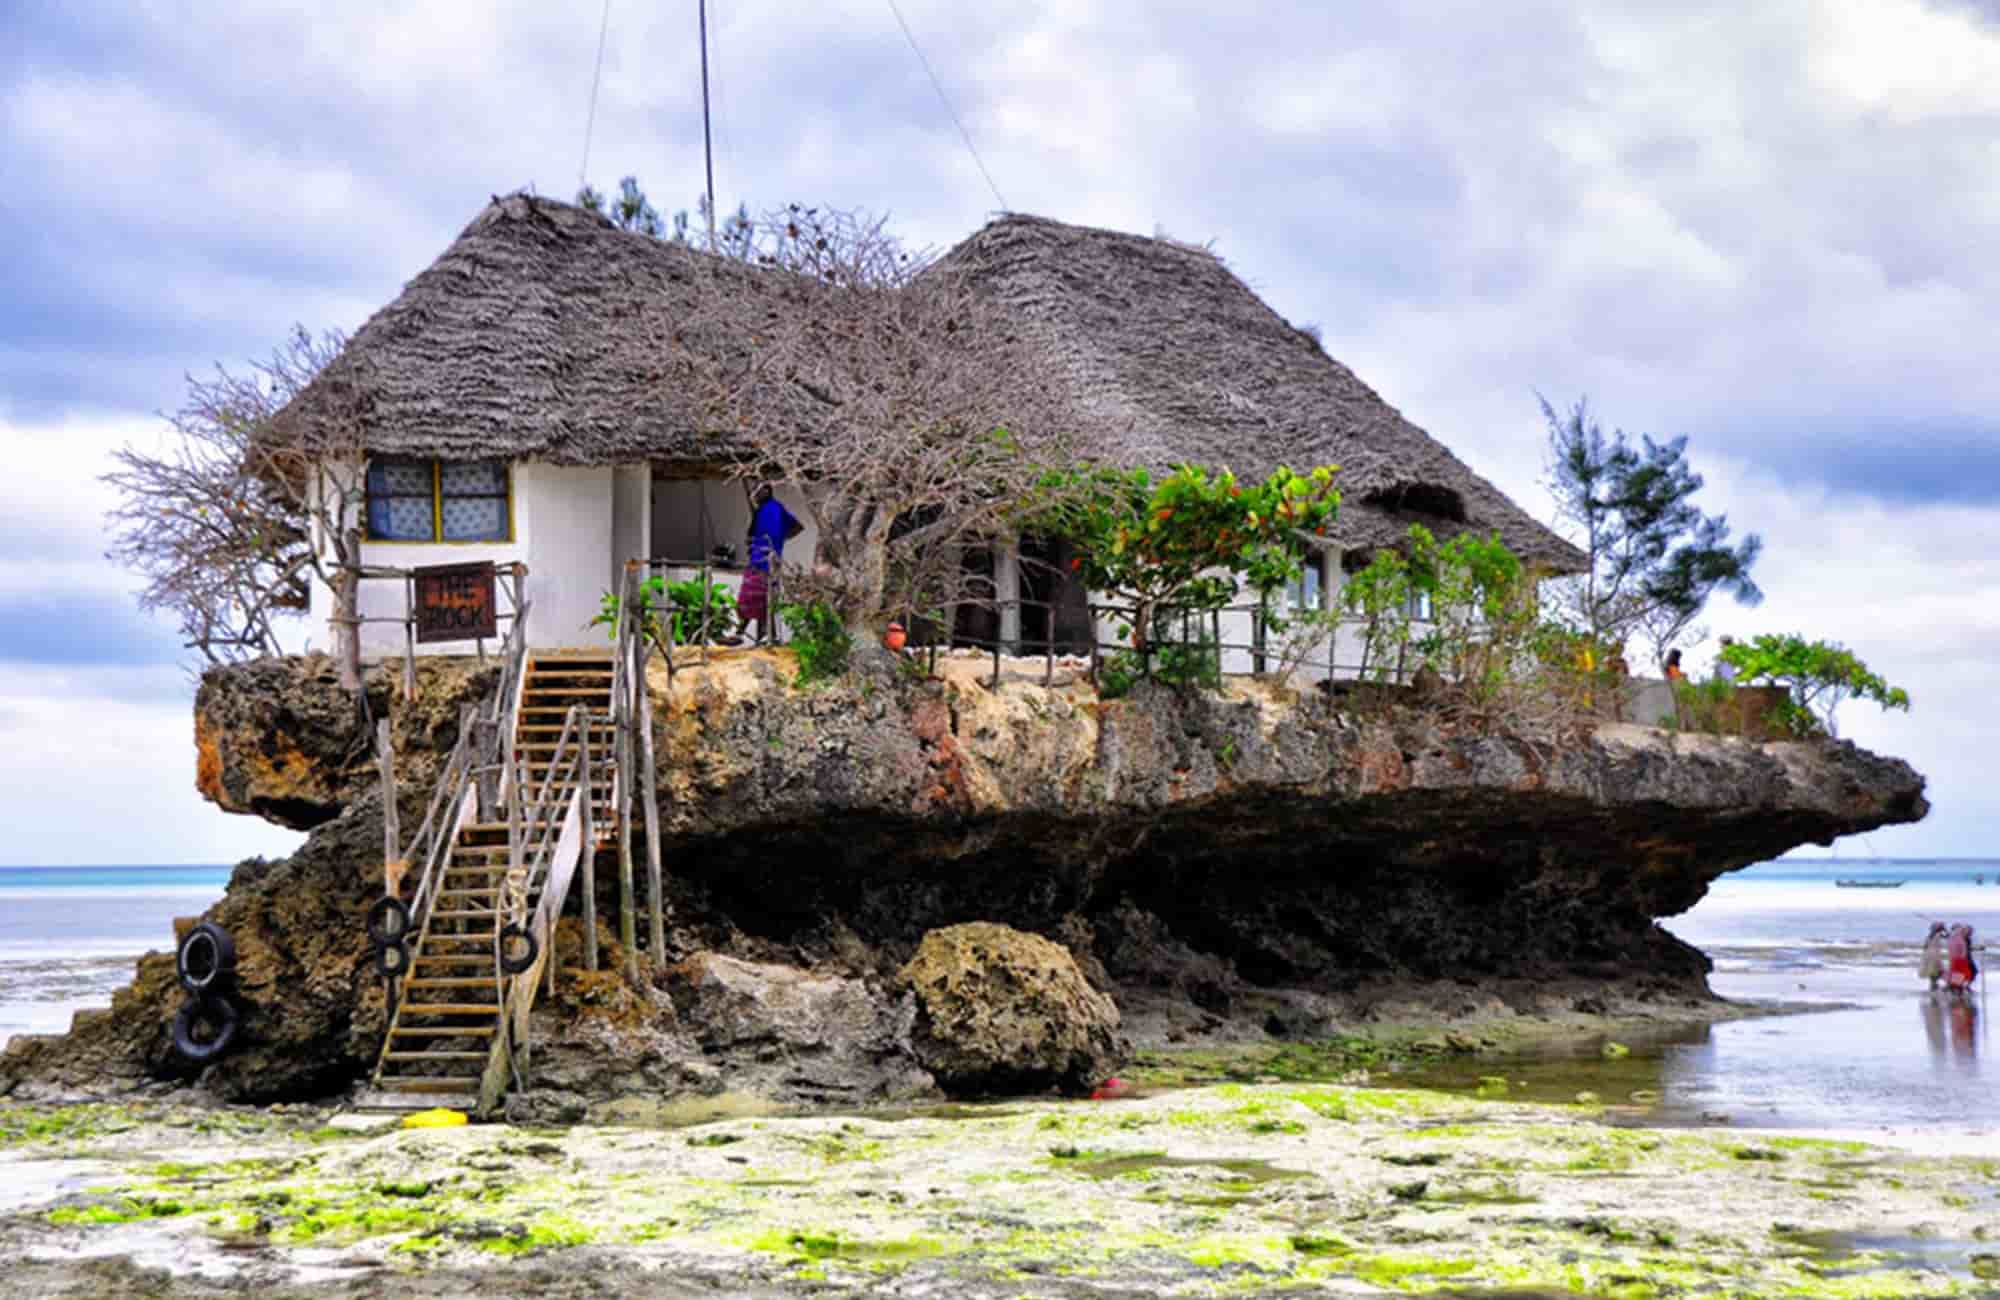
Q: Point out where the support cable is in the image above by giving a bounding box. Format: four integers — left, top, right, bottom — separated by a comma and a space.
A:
578, 0, 614, 191
884, 0, 1007, 212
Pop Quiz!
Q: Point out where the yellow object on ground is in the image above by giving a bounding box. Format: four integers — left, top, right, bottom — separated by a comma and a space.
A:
401, 1107, 469, 1129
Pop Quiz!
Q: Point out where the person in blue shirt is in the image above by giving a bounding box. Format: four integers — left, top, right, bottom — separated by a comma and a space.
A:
737, 485, 804, 644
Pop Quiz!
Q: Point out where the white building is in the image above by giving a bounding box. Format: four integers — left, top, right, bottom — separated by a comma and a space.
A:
279, 195, 1580, 671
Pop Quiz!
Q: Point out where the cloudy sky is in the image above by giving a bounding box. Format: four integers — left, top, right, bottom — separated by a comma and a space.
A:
2, 0, 1992, 864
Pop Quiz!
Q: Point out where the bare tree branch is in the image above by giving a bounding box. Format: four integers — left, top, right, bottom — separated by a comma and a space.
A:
654, 205, 1077, 634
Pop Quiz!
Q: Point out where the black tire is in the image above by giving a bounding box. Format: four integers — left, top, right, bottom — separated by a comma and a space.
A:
376, 939, 412, 980
172, 995, 239, 1063
366, 896, 413, 946
497, 922, 539, 975
176, 922, 236, 994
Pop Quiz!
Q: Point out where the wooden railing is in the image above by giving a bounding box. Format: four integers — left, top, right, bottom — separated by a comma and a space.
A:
477, 702, 593, 1113
337, 561, 528, 701
373, 597, 533, 1027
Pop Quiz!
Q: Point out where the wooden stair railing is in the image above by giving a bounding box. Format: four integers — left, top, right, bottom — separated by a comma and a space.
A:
366, 637, 616, 1115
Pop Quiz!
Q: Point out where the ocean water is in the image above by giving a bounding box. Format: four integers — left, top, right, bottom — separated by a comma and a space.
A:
0, 864, 233, 1049
1655, 857, 1999, 1145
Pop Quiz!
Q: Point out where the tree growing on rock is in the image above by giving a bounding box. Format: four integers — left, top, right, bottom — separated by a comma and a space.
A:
657, 204, 1078, 641
104, 327, 361, 669
1540, 395, 1763, 666
1719, 633, 1910, 738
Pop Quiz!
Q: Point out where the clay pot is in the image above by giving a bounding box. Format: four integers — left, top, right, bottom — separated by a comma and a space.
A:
884, 622, 908, 651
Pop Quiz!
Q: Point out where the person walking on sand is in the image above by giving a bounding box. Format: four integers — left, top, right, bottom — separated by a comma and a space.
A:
1920, 921, 1949, 993
1663, 648, 1685, 682
1946, 923, 1980, 999
736, 485, 804, 645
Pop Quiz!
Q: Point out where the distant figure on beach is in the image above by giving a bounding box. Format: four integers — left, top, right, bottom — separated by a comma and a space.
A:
1946, 923, 1979, 998
1920, 921, 1949, 992
1715, 636, 1737, 683
1663, 649, 1685, 682
737, 485, 804, 645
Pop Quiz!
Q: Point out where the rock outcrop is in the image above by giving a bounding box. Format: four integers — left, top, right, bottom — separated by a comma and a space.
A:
900, 922, 1125, 1096
1, 649, 1929, 1105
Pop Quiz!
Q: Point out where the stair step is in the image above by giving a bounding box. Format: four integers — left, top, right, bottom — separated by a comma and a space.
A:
382, 1040, 492, 1056
404, 977, 500, 989
373, 1076, 483, 1092
430, 909, 499, 920
413, 954, 496, 966
437, 888, 499, 899
398, 1002, 501, 1015
388, 1025, 497, 1037
351, 1090, 477, 1113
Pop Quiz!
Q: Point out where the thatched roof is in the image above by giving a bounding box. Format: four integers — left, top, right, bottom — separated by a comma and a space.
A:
270, 195, 726, 466
935, 214, 1582, 571
277, 194, 1582, 572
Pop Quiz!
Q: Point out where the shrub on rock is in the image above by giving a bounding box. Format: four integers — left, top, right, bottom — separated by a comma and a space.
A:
898, 922, 1126, 1096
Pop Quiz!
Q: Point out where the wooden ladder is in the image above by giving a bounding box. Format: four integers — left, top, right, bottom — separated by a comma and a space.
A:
364, 651, 616, 1112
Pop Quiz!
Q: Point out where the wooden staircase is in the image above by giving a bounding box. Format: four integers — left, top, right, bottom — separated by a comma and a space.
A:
365, 651, 616, 1112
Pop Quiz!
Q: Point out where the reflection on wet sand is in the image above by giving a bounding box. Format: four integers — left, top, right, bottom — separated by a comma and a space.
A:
1922, 995, 1981, 1070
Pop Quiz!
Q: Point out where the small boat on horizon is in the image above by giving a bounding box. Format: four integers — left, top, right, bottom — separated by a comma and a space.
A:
1835, 879, 1907, 889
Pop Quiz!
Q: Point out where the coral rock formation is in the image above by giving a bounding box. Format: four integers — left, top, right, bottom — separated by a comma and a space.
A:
900, 922, 1126, 1096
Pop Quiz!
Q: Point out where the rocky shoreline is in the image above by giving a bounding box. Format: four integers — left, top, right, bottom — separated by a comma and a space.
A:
0, 648, 1927, 1113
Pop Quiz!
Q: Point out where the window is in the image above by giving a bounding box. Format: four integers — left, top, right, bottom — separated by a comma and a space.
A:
365, 458, 511, 542
1405, 589, 1434, 622
1288, 561, 1322, 611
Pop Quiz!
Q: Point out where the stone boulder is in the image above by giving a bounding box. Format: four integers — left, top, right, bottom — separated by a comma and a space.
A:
661, 952, 934, 1104
899, 922, 1126, 1096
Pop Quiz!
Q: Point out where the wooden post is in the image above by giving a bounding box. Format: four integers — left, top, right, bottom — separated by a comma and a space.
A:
638, 642, 667, 964
617, 659, 637, 984
1044, 599, 1056, 687
376, 718, 399, 887
402, 574, 418, 702
579, 714, 598, 972
335, 536, 363, 693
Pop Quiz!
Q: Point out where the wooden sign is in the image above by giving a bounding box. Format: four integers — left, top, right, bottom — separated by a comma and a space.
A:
413, 562, 497, 643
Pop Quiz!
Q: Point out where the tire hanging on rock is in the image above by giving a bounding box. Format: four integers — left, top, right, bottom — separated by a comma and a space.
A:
172, 994, 239, 1063
497, 922, 539, 976
175, 921, 236, 994
366, 896, 412, 947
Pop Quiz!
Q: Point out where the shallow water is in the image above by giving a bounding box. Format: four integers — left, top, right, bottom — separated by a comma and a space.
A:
1383, 859, 2000, 1146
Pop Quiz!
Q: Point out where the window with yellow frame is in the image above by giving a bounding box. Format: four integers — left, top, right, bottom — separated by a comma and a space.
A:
364, 457, 512, 543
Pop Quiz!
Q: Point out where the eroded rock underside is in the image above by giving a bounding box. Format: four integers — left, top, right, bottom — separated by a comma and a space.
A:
0, 652, 1927, 1105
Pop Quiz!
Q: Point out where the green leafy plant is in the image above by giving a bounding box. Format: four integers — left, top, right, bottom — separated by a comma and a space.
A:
778, 600, 852, 687
1719, 633, 1910, 737
1027, 462, 1340, 654
591, 575, 739, 652
661, 577, 737, 645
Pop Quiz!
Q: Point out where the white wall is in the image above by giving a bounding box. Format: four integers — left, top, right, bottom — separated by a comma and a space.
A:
315, 460, 615, 656
610, 464, 651, 591
526, 464, 615, 649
